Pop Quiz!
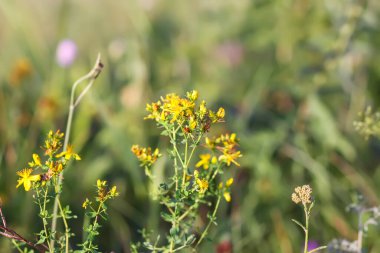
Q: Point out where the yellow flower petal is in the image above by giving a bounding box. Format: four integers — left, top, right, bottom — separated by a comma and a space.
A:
223, 192, 231, 202
226, 178, 234, 187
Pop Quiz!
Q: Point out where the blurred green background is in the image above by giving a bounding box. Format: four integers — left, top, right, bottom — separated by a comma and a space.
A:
1, 0, 380, 252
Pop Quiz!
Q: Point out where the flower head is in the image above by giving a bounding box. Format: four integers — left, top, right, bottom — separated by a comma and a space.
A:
16, 168, 41, 191
291, 185, 313, 205
56, 39, 77, 67
196, 178, 209, 194
195, 154, 212, 170
131, 145, 161, 167
56, 144, 81, 161
218, 150, 242, 167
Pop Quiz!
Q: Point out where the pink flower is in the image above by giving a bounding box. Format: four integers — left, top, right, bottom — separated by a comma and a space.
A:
56, 39, 77, 67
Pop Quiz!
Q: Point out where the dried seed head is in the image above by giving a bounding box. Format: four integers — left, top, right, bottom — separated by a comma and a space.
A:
292, 185, 312, 205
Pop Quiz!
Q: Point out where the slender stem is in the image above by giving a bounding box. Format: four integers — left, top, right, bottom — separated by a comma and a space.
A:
57, 199, 69, 253
304, 205, 309, 253
12, 240, 24, 253
0, 225, 49, 252
182, 136, 189, 186
36, 187, 53, 252
185, 134, 203, 169
0, 206, 6, 228
196, 196, 221, 247
87, 202, 103, 250
50, 54, 103, 249
177, 201, 198, 222
308, 246, 327, 253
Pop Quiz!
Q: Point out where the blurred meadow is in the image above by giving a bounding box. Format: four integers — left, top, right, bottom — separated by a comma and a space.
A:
1, 0, 380, 252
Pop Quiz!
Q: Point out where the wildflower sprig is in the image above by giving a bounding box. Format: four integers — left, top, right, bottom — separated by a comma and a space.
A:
14, 130, 81, 252
0, 55, 115, 253
80, 180, 119, 252
291, 185, 327, 253
131, 90, 241, 252
16, 130, 81, 192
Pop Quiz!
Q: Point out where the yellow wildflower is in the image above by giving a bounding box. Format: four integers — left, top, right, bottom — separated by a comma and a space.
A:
216, 107, 225, 119
16, 168, 41, 191
223, 192, 231, 202
56, 144, 81, 160
131, 145, 161, 167
28, 153, 42, 167
186, 90, 199, 101
226, 178, 234, 187
189, 116, 197, 130
196, 178, 209, 194
97, 179, 107, 189
219, 151, 242, 166
195, 154, 212, 169
109, 186, 119, 197
82, 198, 91, 209
199, 100, 207, 119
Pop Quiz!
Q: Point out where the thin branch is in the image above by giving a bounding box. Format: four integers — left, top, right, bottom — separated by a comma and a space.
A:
0, 225, 49, 252
0, 205, 6, 228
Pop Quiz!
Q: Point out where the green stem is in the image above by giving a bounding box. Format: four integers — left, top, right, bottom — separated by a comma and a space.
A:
35, 187, 53, 252
304, 204, 309, 253
185, 134, 203, 169
42, 188, 53, 252
177, 201, 198, 222
57, 199, 69, 253
87, 202, 103, 251
182, 136, 189, 187
50, 54, 103, 249
308, 246, 327, 253
11, 240, 23, 253
196, 196, 221, 247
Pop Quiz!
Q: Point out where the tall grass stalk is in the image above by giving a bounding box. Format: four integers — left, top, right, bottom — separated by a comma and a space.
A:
50, 54, 103, 249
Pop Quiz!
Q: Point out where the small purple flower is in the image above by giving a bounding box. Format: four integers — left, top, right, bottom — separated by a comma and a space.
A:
56, 39, 77, 67
307, 240, 319, 251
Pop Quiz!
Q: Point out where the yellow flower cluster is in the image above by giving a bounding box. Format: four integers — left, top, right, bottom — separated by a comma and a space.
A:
195, 154, 218, 170
291, 185, 313, 205
145, 90, 225, 133
131, 145, 161, 167
199, 133, 242, 168
83, 179, 119, 209
16, 130, 81, 191
194, 170, 208, 194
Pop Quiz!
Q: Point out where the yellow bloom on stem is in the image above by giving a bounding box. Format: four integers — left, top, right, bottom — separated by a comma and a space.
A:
56, 144, 81, 160
28, 153, 42, 167
196, 178, 209, 194
16, 168, 41, 191
109, 186, 119, 197
226, 178, 234, 187
199, 100, 207, 119
216, 107, 225, 119
223, 192, 231, 202
97, 179, 107, 189
82, 198, 91, 209
219, 151, 242, 166
195, 154, 212, 169
186, 90, 199, 101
